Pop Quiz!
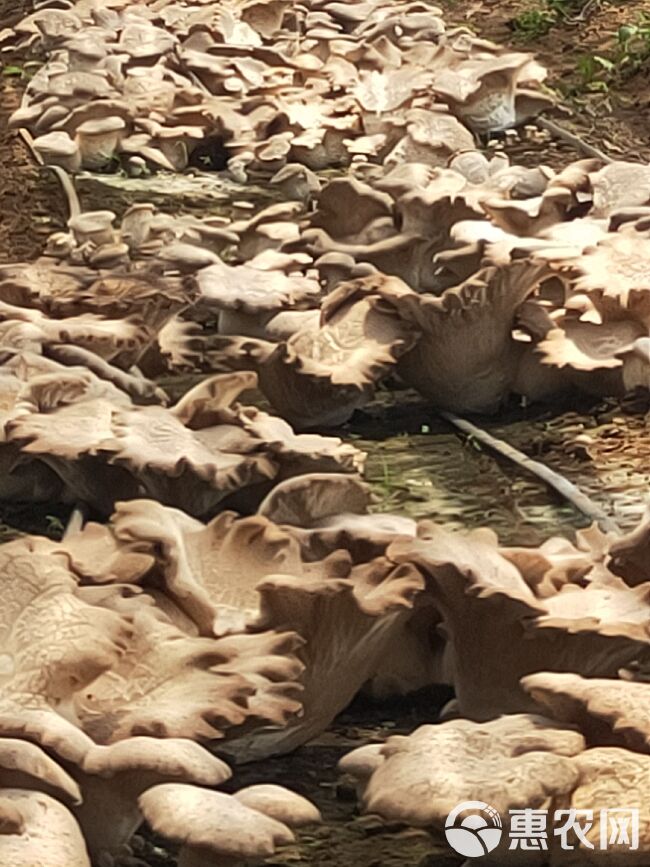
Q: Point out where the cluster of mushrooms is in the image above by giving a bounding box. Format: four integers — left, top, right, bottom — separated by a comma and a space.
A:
1, 0, 650, 864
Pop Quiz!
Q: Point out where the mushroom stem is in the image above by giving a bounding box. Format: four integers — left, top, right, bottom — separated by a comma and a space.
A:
440, 410, 620, 533
64, 504, 86, 539
18, 128, 81, 218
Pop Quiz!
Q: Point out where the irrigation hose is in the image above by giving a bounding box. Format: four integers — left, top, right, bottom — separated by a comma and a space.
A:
440, 410, 621, 534
537, 117, 614, 164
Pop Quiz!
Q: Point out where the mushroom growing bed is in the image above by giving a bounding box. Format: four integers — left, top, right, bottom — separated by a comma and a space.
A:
1, 1, 650, 866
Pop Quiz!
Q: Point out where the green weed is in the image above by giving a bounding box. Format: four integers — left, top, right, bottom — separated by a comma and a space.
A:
576, 15, 650, 92
512, 0, 593, 39
512, 9, 555, 39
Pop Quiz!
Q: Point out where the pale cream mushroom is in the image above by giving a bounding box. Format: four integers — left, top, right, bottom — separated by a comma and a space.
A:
0, 738, 80, 805
339, 714, 584, 829
139, 783, 305, 867
0, 791, 90, 867
75, 116, 126, 169
75, 737, 232, 858
233, 784, 321, 826
32, 131, 81, 172
67, 211, 116, 247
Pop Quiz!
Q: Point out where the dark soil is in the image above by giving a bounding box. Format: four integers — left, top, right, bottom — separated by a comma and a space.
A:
0, 71, 67, 262
0, 0, 67, 260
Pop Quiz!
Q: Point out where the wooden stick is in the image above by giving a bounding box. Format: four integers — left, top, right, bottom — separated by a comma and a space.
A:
440, 410, 621, 534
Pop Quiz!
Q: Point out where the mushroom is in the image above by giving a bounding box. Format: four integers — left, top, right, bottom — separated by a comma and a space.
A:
67, 211, 116, 247
230, 554, 425, 759
0, 534, 131, 719
234, 783, 320, 825
309, 176, 395, 243
522, 671, 650, 753
0, 791, 90, 867
608, 508, 650, 586
139, 783, 308, 867
74, 116, 126, 170
32, 131, 81, 172
270, 163, 321, 203
339, 714, 584, 830
74, 737, 232, 858
0, 738, 80, 805
103, 496, 308, 636
387, 520, 650, 720
590, 161, 650, 217
368, 260, 549, 413
218, 274, 418, 428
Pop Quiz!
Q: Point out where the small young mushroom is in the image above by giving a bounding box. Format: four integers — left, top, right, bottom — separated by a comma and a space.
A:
74, 737, 232, 858
67, 211, 116, 247
270, 163, 321, 203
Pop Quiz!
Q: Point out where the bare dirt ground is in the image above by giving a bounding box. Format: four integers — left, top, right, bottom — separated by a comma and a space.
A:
0, 0, 67, 262
0, 78, 67, 262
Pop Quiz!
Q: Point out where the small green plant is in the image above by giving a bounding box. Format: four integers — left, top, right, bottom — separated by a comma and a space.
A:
513, 0, 604, 41
1, 64, 26, 78
2, 60, 42, 80
575, 15, 650, 92
614, 17, 650, 75
576, 54, 613, 91
45, 515, 65, 536
512, 9, 555, 39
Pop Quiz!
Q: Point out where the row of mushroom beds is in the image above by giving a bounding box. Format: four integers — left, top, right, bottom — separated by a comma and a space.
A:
1, 0, 650, 864
3, 478, 650, 865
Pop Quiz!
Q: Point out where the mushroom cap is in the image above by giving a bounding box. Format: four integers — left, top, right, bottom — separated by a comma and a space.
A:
340, 714, 585, 829
67, 211, 116, 234
234, 784, 321, 826
76, 117, 126, 135
82, 737, 232, 787
0, 790, 90, 867
0, 737, 81, 804
257, 473, 371, 527
32, 131, 79, 157
522, 671, 650, 753
139, 783, 295, 859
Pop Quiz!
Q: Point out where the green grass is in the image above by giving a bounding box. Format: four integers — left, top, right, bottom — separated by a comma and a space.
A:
512, 0, 602, 40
